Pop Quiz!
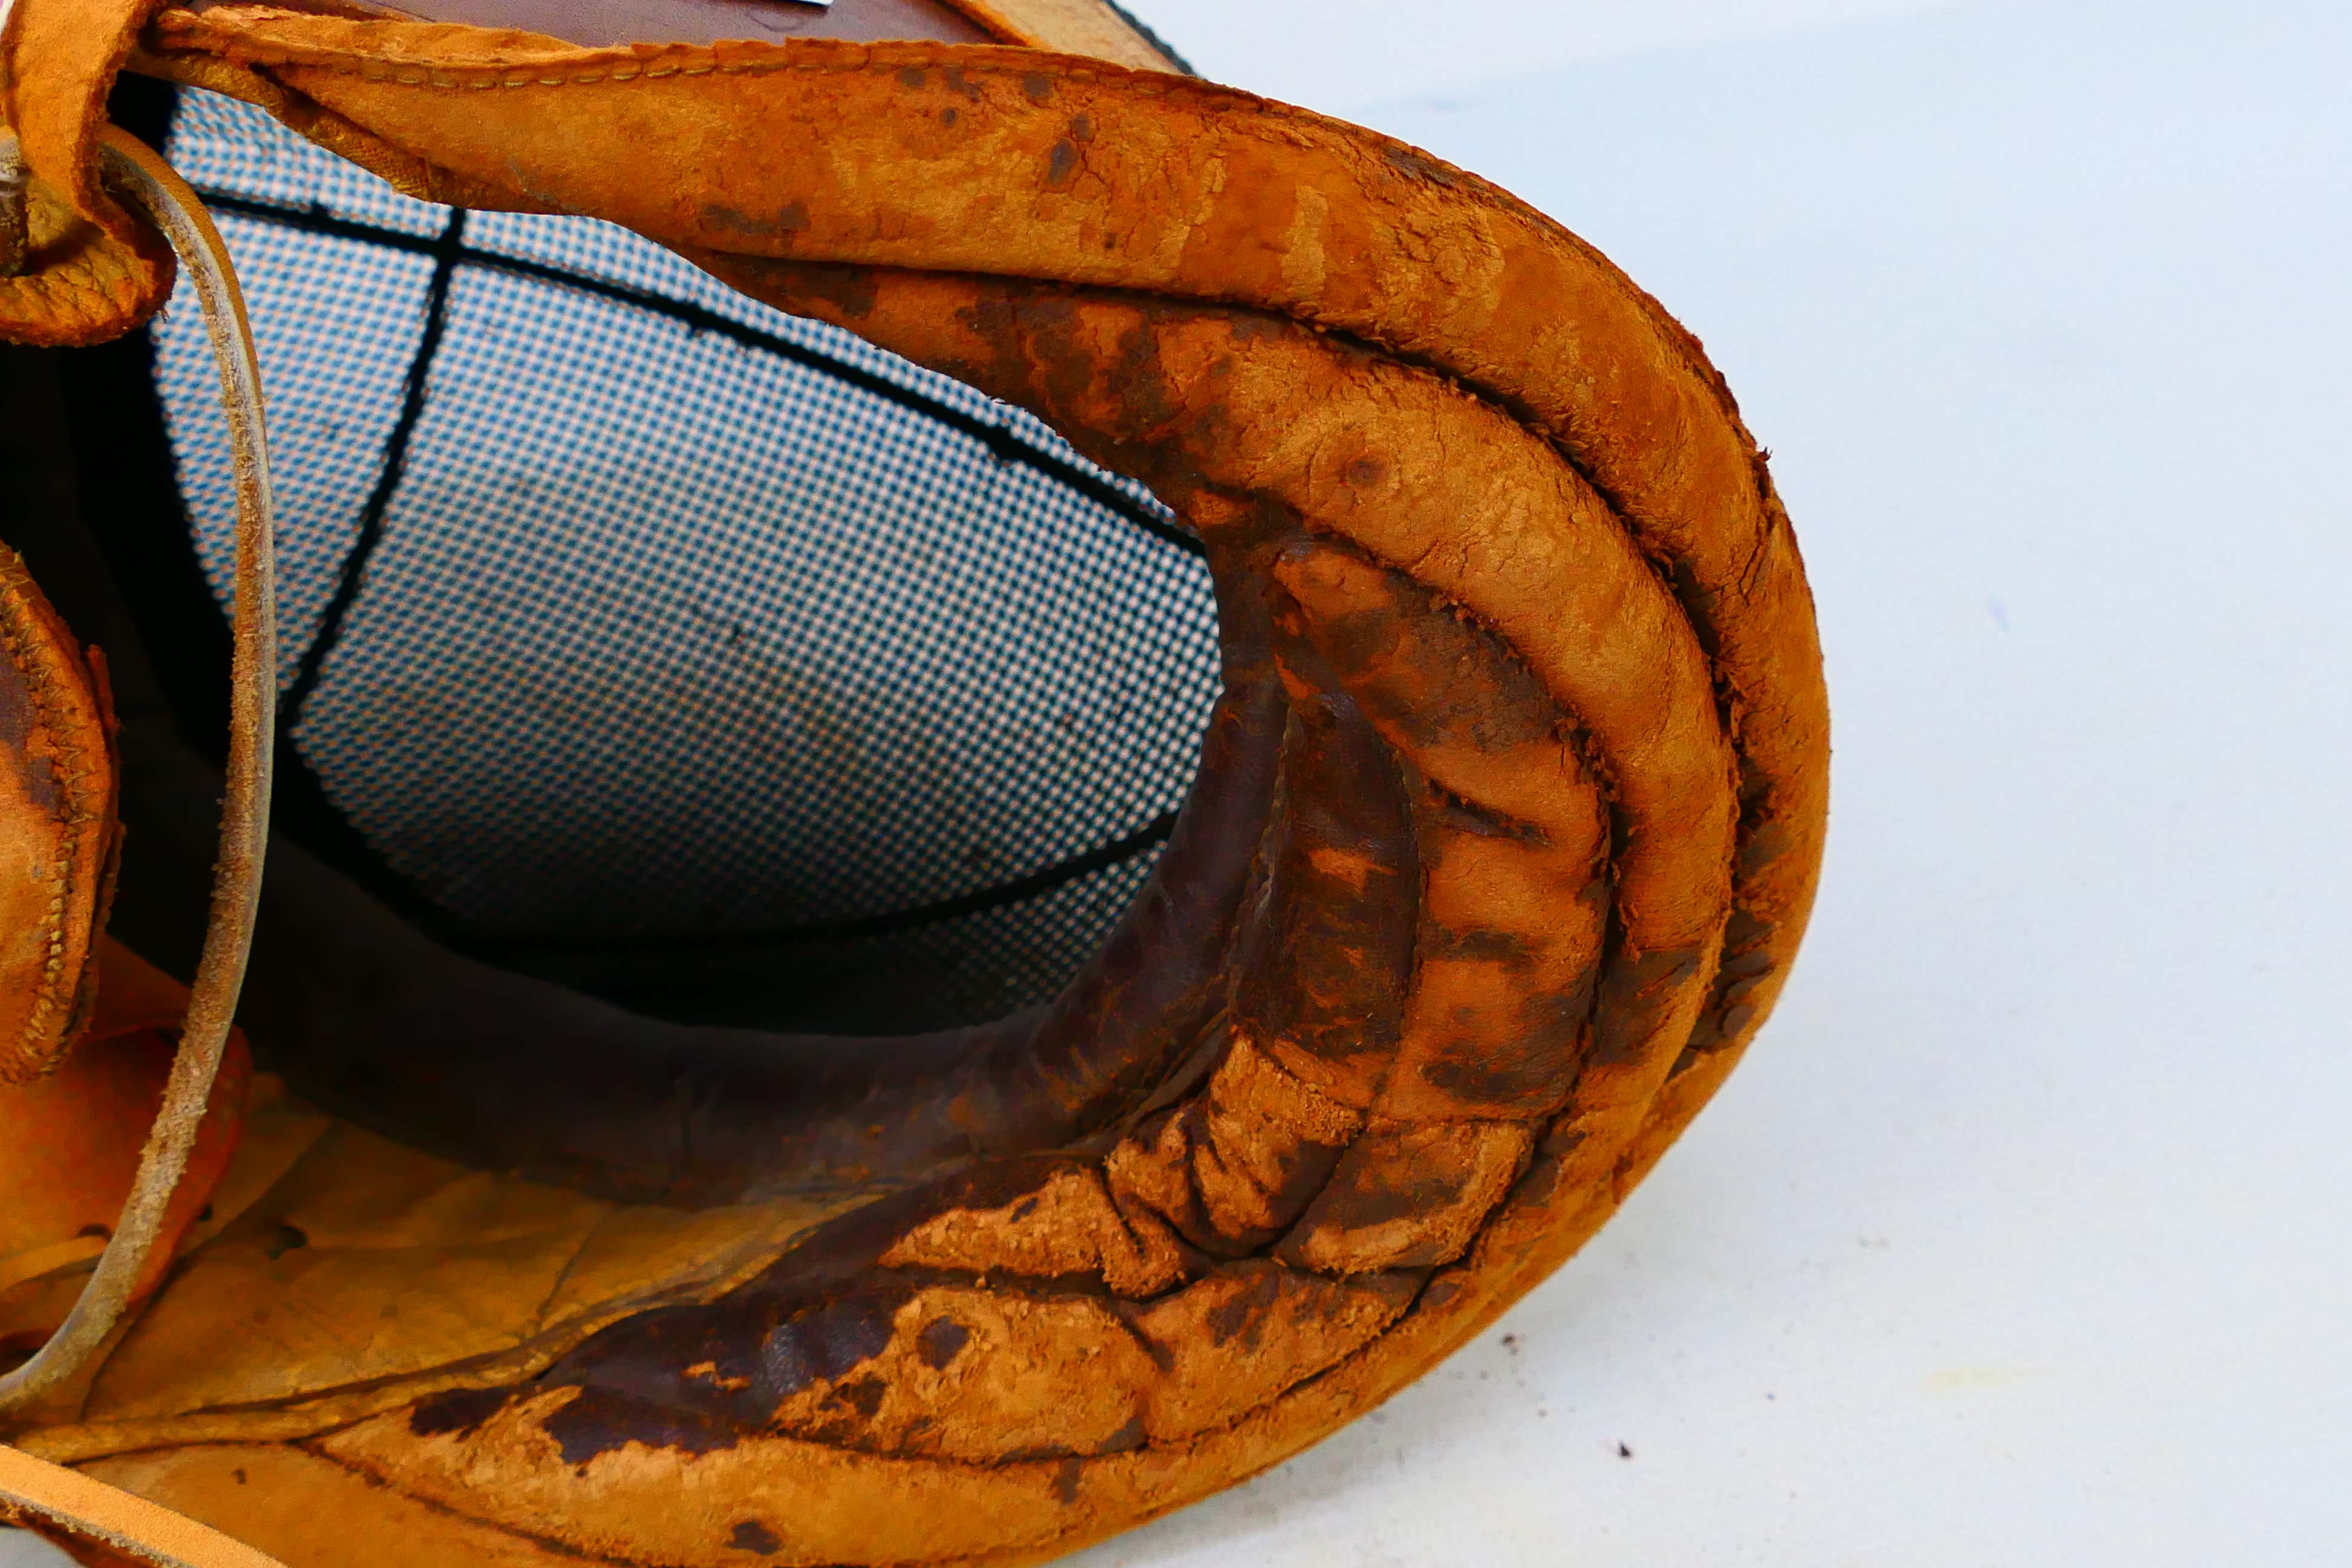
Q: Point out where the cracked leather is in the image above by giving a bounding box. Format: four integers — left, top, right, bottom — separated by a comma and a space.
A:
0, 7, 1829, 1566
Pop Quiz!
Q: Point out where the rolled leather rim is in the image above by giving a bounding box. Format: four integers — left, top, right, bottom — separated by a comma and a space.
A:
18, 12, 1828, 1566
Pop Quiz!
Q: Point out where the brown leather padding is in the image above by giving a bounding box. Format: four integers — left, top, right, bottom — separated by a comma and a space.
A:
2, 10, 1828, 1567
0, 544, 117, 1087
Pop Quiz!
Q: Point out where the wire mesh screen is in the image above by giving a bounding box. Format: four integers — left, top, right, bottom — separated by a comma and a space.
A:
151, 90, 1221, 1036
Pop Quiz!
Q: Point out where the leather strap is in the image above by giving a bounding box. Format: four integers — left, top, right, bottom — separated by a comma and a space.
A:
0, 0, 175, 343
0, 0, 161, 242
0, 1443, 287, 1567
0, 126, 275, 1420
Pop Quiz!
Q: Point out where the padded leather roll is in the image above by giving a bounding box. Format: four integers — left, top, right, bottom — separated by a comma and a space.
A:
0, 11, 1828, 1567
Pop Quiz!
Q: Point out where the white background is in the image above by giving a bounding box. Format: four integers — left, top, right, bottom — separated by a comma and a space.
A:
9, 0, 2348, 1562
1079, 1, 2352, 1563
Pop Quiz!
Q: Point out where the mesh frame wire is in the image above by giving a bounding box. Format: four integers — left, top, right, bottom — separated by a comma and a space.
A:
151, 90, 1223, 1034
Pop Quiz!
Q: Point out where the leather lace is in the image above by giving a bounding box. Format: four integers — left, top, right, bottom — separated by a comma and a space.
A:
1, 125, 279, 1565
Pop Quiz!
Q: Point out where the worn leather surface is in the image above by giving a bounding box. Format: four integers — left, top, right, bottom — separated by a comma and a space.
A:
0, 543, 118, 1086
0, 10, 1828, 1567
0, 0, 1172, 345
0, 0, 177, 345
0, 939, 252, 1354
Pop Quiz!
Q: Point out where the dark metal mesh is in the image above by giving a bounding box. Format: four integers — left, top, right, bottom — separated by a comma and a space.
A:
152, 90, 1221, 1034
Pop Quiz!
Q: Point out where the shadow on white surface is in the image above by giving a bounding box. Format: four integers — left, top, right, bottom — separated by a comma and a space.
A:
1067, 0, 2352, 1564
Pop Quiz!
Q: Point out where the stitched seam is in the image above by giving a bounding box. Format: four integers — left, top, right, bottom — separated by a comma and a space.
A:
0, 566, 104, 1079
